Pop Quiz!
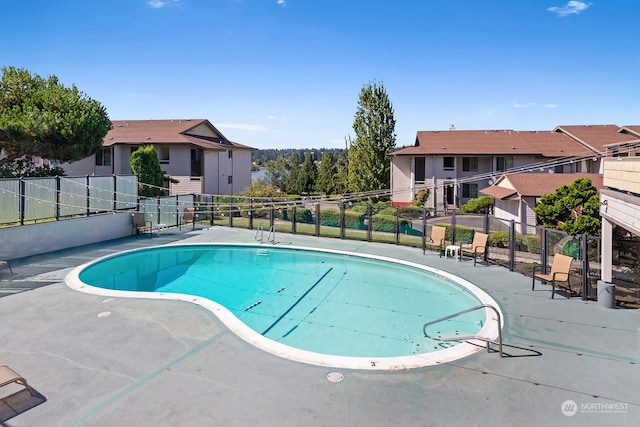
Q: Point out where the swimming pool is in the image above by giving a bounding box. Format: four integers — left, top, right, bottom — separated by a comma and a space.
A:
66, 244, 502, 370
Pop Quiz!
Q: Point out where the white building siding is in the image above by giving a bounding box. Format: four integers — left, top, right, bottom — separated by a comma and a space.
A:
391, 157, 412, 204
232, 149, 252, 193
160, 145, 191, 176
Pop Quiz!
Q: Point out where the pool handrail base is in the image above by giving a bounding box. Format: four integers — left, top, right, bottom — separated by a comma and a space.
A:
423, 304, 503, 358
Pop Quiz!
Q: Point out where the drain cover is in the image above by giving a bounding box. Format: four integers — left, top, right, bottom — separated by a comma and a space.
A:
326, 372, 344, 383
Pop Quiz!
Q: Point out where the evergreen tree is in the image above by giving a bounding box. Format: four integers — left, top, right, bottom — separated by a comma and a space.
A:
315, 151, 337, 194
284, 152, 301, 194
297, 152, 318, 195
0, 66, 111, 167
335, 153, 350, 195
533, 178, 601, 236
130, 145, 164, 197
347, 81, 396, 194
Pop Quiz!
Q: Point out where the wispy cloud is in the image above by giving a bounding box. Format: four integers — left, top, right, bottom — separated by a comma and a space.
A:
277, 0, 286, 6
146, 0, 182, 9
513, 102, 538, 108
513, 102, 558, 109
547, 1, 591, 17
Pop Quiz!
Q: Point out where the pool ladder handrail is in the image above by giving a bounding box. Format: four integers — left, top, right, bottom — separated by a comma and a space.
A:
266, 226, 275, 245
422, 304, 503, 358
255, 225, 264, 243
255, 225, 276, 245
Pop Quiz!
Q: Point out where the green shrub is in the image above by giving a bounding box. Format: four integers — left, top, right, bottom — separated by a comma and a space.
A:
377, 207, 396, 216
461, 196, 494, 214
319, 209, 341, 227
295, 208, 314, 223
411, 188, 430, 207
370, 214, 411, 233
437, 224, 475, 242
345, 210, 366, 230
526, 235, 540, 254
489, 231, 510, 247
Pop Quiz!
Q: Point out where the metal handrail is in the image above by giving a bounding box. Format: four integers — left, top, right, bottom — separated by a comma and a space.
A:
422, 304, 503, 358
255, 225, 263, 243
267, 226, 275, 245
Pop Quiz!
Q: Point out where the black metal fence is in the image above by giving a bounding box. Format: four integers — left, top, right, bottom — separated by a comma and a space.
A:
183, 195, 638, 308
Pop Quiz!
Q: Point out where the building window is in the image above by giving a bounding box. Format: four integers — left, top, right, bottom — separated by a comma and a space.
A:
227, 175, 233, 185
157, 146, 170, 163
443, 157, 455, 171
95, 148, 111, 166
415, 157, 425, 181
228, 150, 233, 159
462, 183, 478, 198
462, 157, 478, 172
496, 157, 513, 171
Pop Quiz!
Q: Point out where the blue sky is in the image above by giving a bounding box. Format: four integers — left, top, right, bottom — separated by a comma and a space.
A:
2, 1, 639, 149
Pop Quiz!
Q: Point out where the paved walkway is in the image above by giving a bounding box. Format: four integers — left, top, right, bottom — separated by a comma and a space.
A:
1, 226, 638, 426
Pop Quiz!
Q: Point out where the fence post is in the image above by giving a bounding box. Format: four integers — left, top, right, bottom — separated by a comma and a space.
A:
113, 175, 118, 212
451, 211, 457, 245
422, 208, 427, 254
86, 175, 90, 217
509, 220, 516, 271
541, 227, 548, 273
19, 178, 25, 225
395, 207, 400, 244
314, 203, 320, 237
248, 198, 254, 230
291, 204, 297, 234
156, 197, 161, 225
484, 212, 490, 234
366, 205, 372, 241
581, 234, 590, 300
228, 196, 233, 227
269, 200, 275, 230
340, 202, 345, 239
55, 176, 61, 220
174, 195, 179, 228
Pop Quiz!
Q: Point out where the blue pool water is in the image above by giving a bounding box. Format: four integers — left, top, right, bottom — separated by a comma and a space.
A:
77, 244, 489, 359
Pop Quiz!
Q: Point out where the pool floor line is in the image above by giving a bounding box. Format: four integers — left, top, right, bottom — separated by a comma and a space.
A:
261, 267, 333, 336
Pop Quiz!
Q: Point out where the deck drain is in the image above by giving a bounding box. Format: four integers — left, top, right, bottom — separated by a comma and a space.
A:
97, 311, 111, 318
326, 372, 344, 383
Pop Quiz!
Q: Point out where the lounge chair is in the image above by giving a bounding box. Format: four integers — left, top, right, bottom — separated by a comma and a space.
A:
532, 253, 574, 299
132, 212, 152, 237
181, 207, 196, 231
0, 365, 34, 396
0, 261, 12, 274
459, 232, 489, 266
427, 226, 447, 257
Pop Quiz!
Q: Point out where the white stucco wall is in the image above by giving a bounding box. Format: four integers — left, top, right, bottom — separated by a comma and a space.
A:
0, 213, 133, 260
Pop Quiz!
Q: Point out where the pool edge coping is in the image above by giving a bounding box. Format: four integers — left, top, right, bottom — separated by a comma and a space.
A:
65, 242, 504, 371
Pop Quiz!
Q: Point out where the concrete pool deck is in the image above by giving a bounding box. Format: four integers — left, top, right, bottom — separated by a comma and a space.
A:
1, 227, 638, 426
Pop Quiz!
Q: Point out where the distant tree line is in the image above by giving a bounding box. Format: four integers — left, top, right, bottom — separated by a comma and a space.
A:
245, 81, 397, 198
252, 148, 346, 167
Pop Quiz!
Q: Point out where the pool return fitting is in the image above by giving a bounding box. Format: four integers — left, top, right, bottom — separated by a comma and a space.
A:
422, 304, 503, 358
